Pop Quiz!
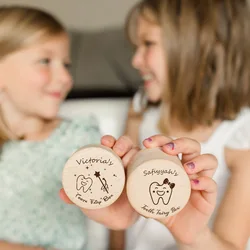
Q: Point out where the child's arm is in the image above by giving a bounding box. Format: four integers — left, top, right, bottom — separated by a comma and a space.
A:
178, 148, 250, 250
0, 241, 49, 250
124, 100, 142, 145
178, 227, 240, 250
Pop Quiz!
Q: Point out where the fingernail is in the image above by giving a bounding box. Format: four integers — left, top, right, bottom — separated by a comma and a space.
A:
146, 137, 153, 142
192, 179, 199, 185
165, 142, 174, 150
102, 138, 111, 144
186, 162, 195, 170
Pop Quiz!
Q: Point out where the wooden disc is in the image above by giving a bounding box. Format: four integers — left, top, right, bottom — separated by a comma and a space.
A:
126, 148, 191, 219
62, 145, 125, 209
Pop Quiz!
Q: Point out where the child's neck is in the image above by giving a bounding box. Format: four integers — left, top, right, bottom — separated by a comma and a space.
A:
1, 108, 60, 141
18, 118, 60, 141
9, 116, 60, 141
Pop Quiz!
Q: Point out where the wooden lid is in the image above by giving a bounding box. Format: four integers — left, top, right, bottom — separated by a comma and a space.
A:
62, 145, 125, 209
127, 148, 191, 219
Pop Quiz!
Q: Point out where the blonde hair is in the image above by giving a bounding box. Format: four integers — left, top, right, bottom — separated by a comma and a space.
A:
126, 0, 250, 134
0, 6, 67, 144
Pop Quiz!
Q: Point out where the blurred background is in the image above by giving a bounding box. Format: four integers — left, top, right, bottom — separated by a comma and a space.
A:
0, 0, 142, 98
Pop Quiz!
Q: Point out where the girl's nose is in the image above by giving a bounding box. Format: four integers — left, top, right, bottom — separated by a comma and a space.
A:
58, 66, 72, 86
132, 49, 143, 70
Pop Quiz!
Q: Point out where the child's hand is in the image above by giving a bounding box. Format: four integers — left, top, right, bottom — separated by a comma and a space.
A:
59, 135, 140, 230
60, 134, 217, 238
143, 135, 218, 245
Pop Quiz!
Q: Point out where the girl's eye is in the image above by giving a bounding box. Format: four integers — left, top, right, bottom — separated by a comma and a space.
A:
40, 58, 50, 64
64, 62, 71, 70
144, 40, 154, 47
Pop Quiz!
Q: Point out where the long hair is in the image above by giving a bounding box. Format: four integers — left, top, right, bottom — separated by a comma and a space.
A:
126, 0, 250, 133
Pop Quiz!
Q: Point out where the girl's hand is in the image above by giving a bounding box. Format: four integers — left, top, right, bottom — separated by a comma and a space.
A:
59, 135, 140, 230
143, 135, 218, 245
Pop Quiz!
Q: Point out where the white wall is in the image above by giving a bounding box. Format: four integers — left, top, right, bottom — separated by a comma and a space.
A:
0, 0, 139, 31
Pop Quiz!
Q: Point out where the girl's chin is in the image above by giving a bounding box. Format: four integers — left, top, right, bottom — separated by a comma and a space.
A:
41, 109, 59, 120
144, 80, 154, 88
145, 91, 161, 103
144, 81, 150, 87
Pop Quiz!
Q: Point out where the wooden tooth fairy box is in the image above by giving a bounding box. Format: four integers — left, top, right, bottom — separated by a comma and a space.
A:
62, 145, 125, 209
126, 148, 191, 219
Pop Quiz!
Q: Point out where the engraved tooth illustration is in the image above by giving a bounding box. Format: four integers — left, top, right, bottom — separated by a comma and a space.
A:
76, 175, 93, 193
149, 178, 175, 205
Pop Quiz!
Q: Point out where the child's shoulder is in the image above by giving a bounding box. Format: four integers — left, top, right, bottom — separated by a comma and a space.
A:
225, 108, 250, 150
237, 107, 250, 119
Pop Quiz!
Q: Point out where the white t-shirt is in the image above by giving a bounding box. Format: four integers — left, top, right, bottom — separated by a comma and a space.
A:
126, 105, 250, 250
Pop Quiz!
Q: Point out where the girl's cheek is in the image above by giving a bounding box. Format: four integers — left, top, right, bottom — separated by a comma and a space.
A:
67, 82, 73, 92
39, 70, 52, 85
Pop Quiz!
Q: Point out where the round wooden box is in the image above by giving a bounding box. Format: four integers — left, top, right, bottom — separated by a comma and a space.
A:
126, 148, 191, 219
62, 145, 125, 209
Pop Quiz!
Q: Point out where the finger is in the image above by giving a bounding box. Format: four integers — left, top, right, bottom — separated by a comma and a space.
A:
183, 154, 218, 178
59, 188, 73, 204
122, 146, 140, 168
101, 135, 116, 148
190, 176, 217, 214
143, 134, 173, 148
162, 137, 201, 163
113, 135, 134, 157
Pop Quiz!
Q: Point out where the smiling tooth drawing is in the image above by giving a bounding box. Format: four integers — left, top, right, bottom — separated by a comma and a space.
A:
76, 175, 93, 193
149, 178, 175, 205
